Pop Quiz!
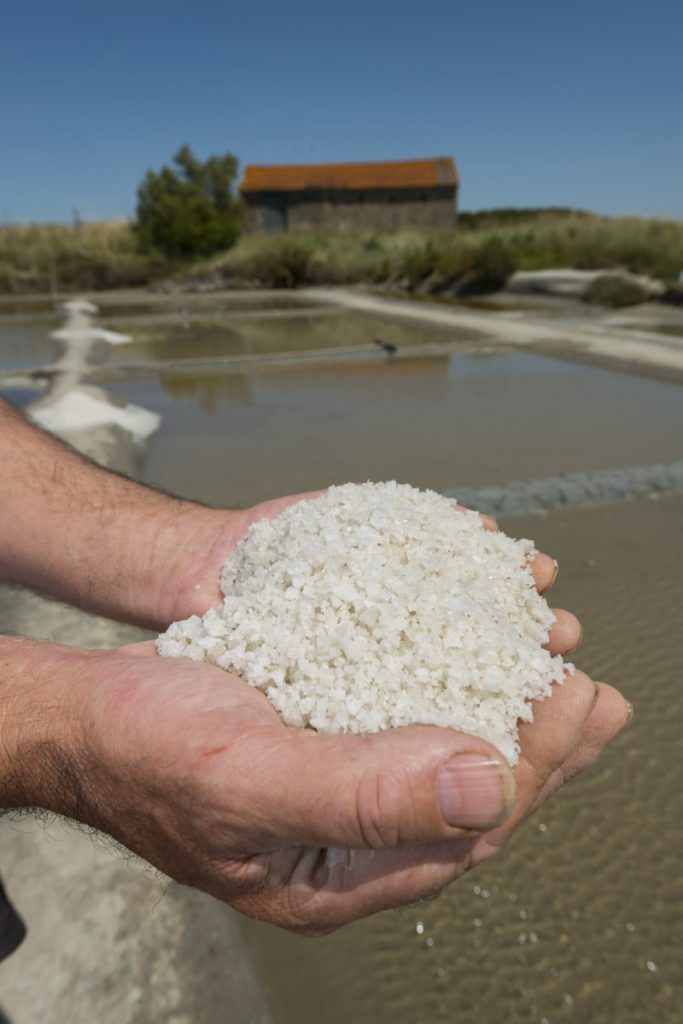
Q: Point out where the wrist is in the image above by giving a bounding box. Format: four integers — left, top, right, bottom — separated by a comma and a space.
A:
151, 503, 242, 626
0, 399, 238, 631
0, 637, 91, 817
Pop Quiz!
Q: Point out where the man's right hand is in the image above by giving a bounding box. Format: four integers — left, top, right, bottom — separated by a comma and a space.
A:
0, 634, 629, 935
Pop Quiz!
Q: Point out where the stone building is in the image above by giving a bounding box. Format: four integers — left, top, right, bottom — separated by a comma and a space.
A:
240, 157, 458, 233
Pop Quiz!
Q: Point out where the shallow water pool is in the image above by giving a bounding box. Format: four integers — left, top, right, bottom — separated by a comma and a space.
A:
1, 300, 682, 1023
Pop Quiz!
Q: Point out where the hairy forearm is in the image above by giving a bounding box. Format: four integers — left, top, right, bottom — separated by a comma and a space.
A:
0, 399, 231, 628
0, 637, 175, 845
0, 636, 89, 815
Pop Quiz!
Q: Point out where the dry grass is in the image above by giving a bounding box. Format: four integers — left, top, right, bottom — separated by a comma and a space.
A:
0, 221, 163, 293
210, 214, 683, 294
3, 212, 682, 297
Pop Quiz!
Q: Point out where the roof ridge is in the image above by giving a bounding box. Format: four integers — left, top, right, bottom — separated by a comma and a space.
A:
241, 157, 459, 193
244, 156, 454, 169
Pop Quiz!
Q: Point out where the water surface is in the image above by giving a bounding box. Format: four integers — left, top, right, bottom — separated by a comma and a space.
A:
239, 497, 683, 1024
102, 347, 683, 508
1, 300, 682, 1023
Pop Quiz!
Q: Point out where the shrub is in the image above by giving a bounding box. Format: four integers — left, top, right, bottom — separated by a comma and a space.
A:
241, 239, 312, 288
584, 275, 650, 307
662, 284, 683, 306
458, 207, 592, 231
429, 237, 517, 294
457, 237, 517, 294
0, 221, 163, 294
399, 242, 440, 287
135, 146, 241, 260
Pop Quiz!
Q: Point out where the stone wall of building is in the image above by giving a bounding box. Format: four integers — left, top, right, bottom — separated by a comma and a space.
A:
242, 187, 457, 233
241, 203, 265, 233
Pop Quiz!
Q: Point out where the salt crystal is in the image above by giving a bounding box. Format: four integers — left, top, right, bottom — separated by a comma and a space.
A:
158, 482, 566, 764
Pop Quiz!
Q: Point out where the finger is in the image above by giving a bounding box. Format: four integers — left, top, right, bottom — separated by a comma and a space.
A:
231, 725, 516, 852
237, 836, 479, 934
485, 668, 598, 842
545, 608, 582, 656
530, 553, 558, 594
517, 669, 598, 780
452, 502, 498, 532
116, 640, 159, 658
546, 681, 631, 787
466, 679, 626, 872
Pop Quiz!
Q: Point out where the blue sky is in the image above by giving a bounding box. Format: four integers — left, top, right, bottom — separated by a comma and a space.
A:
2, 0, 681, 222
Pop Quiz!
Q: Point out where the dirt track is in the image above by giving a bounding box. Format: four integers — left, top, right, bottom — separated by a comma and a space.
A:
305, 287, 683, 381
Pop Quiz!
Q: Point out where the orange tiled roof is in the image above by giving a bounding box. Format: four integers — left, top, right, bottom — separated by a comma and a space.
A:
240, 157, 458, 193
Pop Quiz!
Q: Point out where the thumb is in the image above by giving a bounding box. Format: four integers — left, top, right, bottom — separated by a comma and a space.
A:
240, 725, 515, 850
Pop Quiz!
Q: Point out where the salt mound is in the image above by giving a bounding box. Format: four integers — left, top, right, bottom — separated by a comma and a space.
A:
157, 482, 567, 763
31, 387, 160, 441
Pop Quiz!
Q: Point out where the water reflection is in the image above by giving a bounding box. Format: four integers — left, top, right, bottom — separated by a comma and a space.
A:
18, 299, 160, 475
159, 370, 254, 411
106, 311, 462, 366
111, 321, 248, 363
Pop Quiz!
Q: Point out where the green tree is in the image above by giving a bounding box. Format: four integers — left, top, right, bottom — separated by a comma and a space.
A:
135, 146, 241, 259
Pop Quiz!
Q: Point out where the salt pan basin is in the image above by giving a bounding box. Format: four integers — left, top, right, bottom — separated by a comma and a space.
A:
157, 482, 567, 764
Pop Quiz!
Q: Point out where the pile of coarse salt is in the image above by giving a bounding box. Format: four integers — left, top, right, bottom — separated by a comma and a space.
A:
157, 482, 568, 764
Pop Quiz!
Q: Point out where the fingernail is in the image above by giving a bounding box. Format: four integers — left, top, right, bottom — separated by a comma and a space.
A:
436, 754, 514, 830
592, 681, 602, 710
543, 560, 559, 593
569, 624, 584, 655
625, 701, 634, 725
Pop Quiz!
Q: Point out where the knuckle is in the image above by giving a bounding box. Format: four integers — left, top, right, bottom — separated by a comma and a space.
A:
279, 891, 346, 936
537, 765, 569, 803
567, 669, 598, 714
354, 766, 415, 849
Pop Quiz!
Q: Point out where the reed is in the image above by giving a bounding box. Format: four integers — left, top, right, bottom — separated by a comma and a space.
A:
3, 212, 682, 296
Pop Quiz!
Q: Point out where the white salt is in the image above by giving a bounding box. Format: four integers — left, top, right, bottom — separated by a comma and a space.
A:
157, 482, 568, 764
